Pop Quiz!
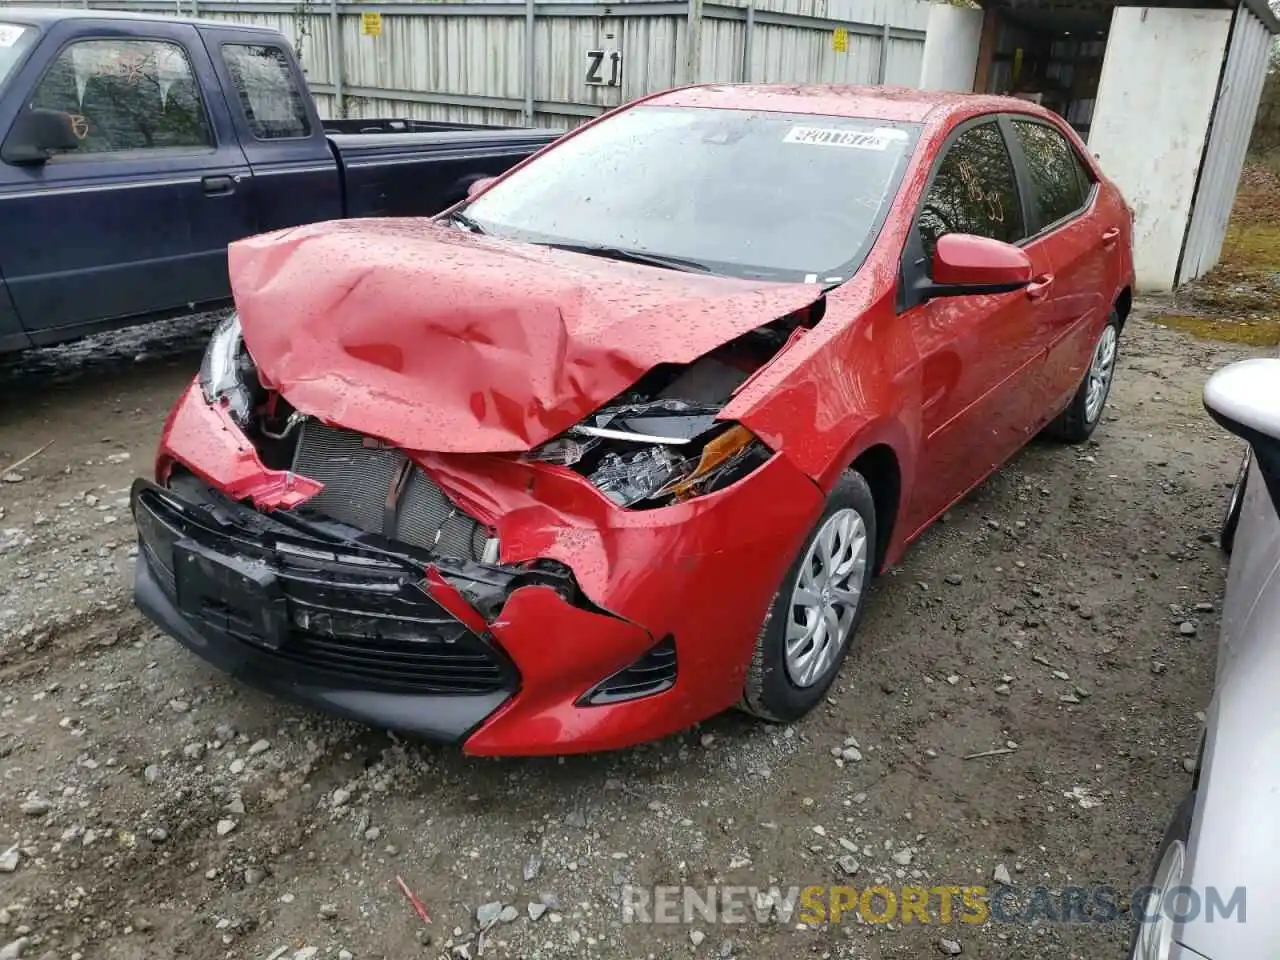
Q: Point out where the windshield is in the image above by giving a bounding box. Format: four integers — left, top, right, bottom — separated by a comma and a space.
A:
461, 105, 919, 283
0, 23, 37, 94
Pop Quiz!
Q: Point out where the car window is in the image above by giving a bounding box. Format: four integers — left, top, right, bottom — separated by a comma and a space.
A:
221, 44, 310, 140
463, 106, 919, 283
1009, 119, 1092, 230
917, 121, 1025, 262
26, 38, 211, 155
0, 23, 39, 96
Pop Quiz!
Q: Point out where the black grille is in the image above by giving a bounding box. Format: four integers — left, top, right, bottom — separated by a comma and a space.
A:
583, 635, 677, 705
291, 422, 492, 560
133, 480, 514, 696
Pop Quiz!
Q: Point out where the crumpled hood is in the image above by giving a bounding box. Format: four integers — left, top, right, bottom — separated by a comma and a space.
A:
228, 219, 822, 453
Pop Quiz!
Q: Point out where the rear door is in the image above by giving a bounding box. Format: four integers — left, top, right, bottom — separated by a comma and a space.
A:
900, 117, 1053, 534
0, 19, 254, 339
197, 31, 342, 232
1004, 115, 1111, 422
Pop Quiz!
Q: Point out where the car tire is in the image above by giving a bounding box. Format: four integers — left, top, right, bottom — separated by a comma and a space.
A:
1045, 310, 1121, 444
1127, 790, 1196, 959
1221, 447, 1250, 555
739, 471, 877, 723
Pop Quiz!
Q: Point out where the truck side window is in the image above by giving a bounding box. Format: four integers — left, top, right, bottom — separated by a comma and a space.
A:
221, 44, 310, 140
30, 39, 211, 155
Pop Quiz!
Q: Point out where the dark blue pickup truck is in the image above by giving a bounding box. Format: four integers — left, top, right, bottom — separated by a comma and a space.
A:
0, 8, 560, 352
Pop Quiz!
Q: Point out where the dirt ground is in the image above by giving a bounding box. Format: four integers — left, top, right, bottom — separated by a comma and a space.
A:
0, 299, 1255, 960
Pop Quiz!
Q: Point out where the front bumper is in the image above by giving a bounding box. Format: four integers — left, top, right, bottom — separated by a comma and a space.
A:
132, 476, 525, 741
131, 475, 700, 753
139, 384, 826, 754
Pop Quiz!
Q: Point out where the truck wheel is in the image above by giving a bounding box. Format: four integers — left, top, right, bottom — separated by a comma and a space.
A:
1046, 311, 1120, 444
739, 471, 876, 723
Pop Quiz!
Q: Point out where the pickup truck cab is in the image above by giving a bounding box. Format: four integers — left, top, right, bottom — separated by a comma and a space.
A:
0, 8, 559, 352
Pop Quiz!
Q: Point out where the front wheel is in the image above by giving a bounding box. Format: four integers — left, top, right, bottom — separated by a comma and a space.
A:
739, 471, 877, 723
1128, 790, 1195, 960
1046, 311, 1120, 444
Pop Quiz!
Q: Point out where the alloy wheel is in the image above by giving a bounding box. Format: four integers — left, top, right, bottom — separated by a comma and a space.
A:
1085, 324, 1119, 424
784, 508, 868, 688
1130, 838, 1185, 960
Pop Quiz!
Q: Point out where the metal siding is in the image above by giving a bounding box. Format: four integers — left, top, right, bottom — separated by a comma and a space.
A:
701, 16, 746, 81
1178, 5, 1272, 284
883, 36, 922, 85
21, 0, 926, 126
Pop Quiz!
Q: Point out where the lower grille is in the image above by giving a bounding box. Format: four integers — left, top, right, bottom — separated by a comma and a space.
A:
290, 422, 491, 560
134, 478, 515, 696
583, 635, 677, 705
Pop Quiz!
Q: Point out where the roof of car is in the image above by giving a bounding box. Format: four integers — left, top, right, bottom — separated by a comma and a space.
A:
0, 6, 278, 33
647, 84, 1042, 124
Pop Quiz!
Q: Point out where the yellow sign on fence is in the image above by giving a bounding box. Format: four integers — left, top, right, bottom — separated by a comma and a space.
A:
361, 11, 383, 37
832, 27, 848, 53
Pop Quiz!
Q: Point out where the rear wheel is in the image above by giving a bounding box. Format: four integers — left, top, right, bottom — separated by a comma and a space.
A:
1046, 311, 1120, 443
739, 471, 876, 722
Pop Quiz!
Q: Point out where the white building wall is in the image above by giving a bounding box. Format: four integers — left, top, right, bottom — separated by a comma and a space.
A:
1178, 4, 1272, 284
1089, 6, 1234, 291
917, 3, 981, 92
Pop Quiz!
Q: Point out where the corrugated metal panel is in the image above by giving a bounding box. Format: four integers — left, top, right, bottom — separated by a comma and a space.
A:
345, 15, 527, 100
882, 36, 922, 85
20, 0, 926, 125
749, 23, 881, 84
701, 16, 747, 81
1178, 5, 1272, 284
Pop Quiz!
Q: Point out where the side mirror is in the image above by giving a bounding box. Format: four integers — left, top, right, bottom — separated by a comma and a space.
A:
467, 176, 496, 198
1205, 358, 1280, 513
1, 108, 81, 165
917, 234, 1033, 300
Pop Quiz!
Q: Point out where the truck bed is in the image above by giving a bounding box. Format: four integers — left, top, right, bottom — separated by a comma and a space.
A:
330, 128, 563, 217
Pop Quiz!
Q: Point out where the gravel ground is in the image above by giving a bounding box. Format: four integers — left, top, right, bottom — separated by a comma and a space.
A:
0, 304, 1253, 960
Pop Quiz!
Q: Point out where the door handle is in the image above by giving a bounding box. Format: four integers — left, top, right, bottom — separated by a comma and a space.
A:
1102, 227, 1121, 247
1026, 274, 1054, 300
202, 175, 234, 196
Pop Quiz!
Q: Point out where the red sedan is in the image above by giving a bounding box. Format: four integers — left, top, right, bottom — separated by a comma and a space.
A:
131, 84, 1134, 755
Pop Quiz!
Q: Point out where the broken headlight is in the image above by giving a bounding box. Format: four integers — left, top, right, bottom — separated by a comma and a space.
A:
526, 401, 772, 508
199, 313, 258, 426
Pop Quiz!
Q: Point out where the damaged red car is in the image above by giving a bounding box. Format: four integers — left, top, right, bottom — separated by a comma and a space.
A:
130, 84, 1134, 755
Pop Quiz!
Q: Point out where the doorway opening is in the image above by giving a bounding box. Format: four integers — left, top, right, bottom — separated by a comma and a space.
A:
975, 5, 1113, 139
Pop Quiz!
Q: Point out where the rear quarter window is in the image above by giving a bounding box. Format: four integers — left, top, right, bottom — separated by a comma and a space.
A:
221, 43, 310, 140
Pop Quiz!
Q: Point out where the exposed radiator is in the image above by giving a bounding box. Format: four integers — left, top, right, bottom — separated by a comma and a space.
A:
290, 421, 492, 561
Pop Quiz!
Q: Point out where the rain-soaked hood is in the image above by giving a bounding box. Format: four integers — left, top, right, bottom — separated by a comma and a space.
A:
228, 219, 823, 453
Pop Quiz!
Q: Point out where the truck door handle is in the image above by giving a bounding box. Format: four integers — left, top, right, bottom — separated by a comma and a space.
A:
1026, 274, 1054, 300
202, 175, 234, 196
1102, 227, 1121, 247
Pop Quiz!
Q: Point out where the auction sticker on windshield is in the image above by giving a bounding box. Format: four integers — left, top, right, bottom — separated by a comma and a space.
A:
0, 25, 25, 47
783, 127, 894, 149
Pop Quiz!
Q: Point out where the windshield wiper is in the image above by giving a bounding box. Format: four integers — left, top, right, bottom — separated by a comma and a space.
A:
444, 210, 485, 234
541, 242, 711, 274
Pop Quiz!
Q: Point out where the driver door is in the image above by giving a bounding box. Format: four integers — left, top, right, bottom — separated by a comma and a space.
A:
900, 117, 1052, 535
0, 19, 252, 340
